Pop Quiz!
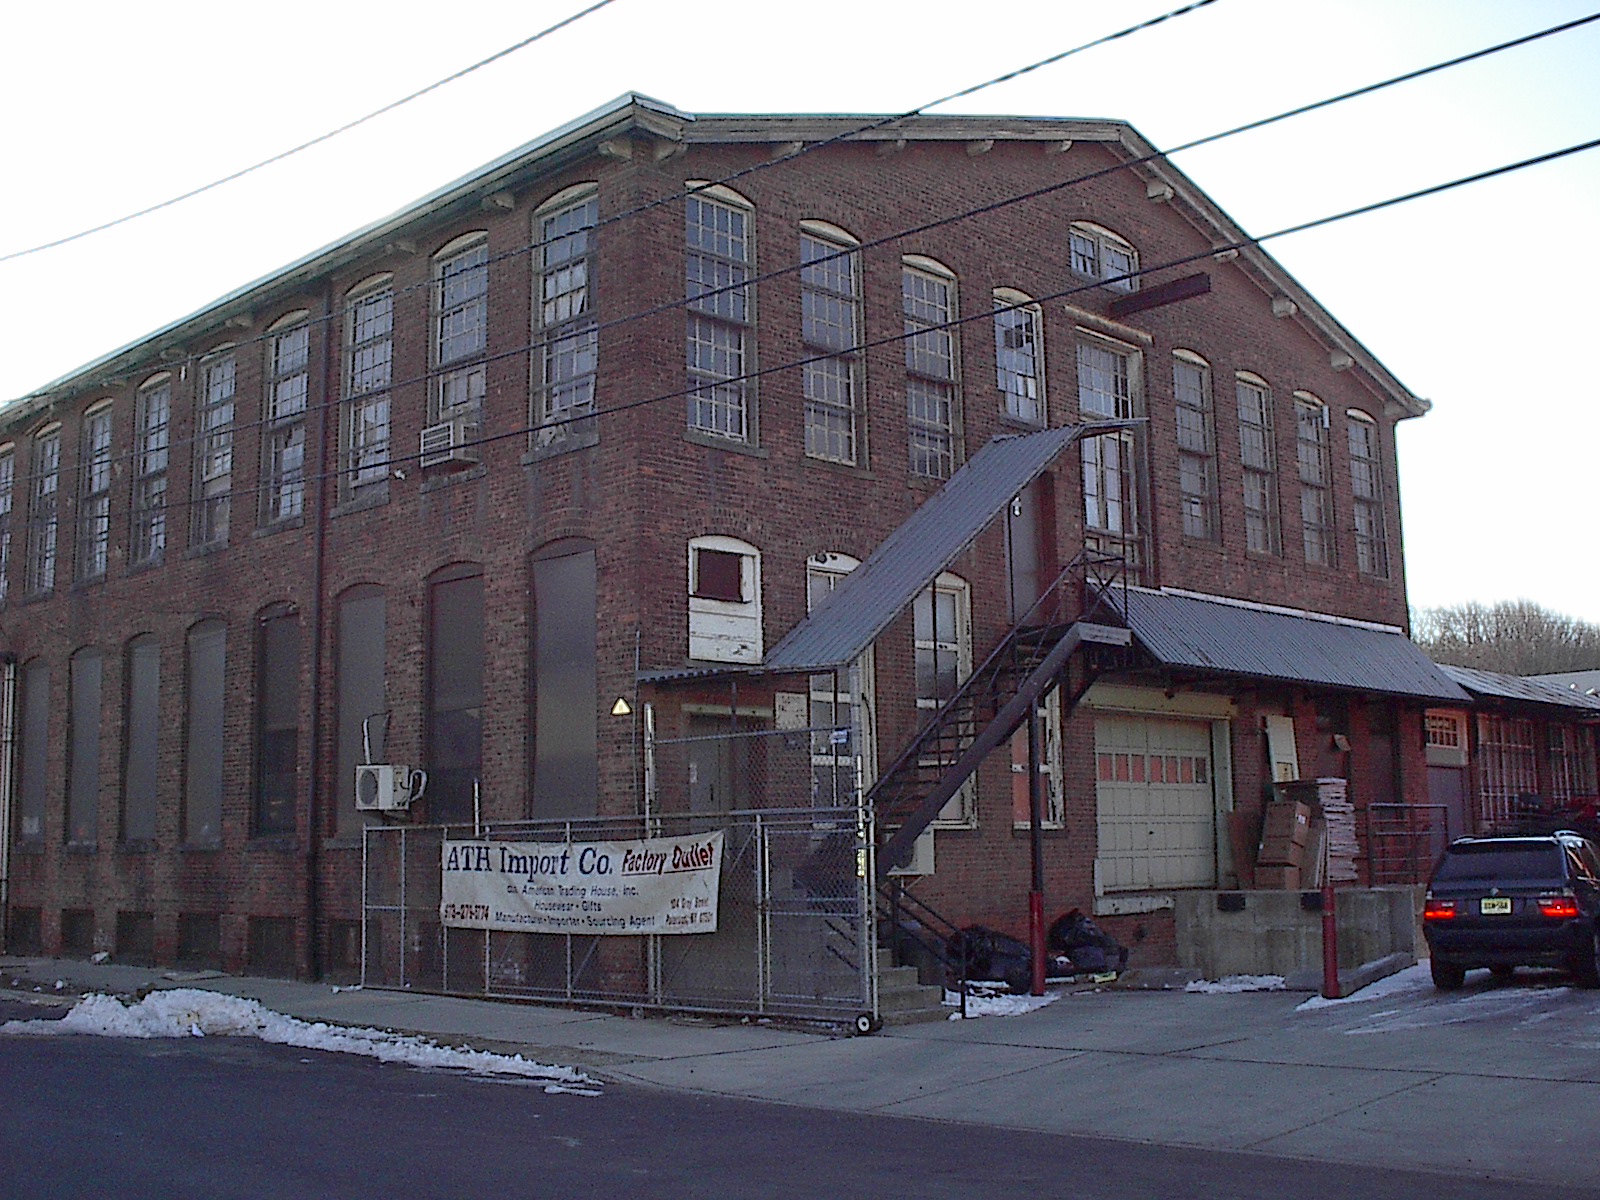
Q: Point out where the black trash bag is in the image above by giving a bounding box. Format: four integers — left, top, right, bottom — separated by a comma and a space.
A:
946, 924, 1032, 992
1047, 909, 1129, 973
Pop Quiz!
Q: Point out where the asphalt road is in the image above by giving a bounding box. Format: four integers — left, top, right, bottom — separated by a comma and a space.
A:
2, 997, 1591, 1200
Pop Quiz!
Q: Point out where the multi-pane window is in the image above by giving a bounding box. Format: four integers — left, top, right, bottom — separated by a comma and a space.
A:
1295, 394, 1334, 566
534, 194, 598, 445
192, 349, 236, 547
0, 446, 14, 603
131, 376, 170, 566
1172, 353, 1217, 540
76, 404, 113, 580
255, 605, 300, 836
1348, 412, 1389, 578
433, 235, 489, 428
801, 229, 862, 464
915, 574, 973, 824
903, 261, 959, 479
1547, 725, 1598, 805
27, 426, 61, 594
263, 316, 309, 523
1068, 222, 1138, 293
1236, 375, 1280, 556
1078, 340, 1141, 565
344, 282, 393, 498
686, 192, 753, 441
807, 554, 874, 805
994, 292, 1043, 425
1476, 715, 1537, 829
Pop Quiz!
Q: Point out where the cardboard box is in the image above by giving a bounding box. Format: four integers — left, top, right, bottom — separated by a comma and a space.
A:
1255, 865, 1301, 890
1262, 800, 1311, 846
1257, 834, 1304, 866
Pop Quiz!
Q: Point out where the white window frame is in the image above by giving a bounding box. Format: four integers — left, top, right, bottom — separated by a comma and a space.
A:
533, 187, 599, 449
263, 313, 310, 524
806, 553, 876, 804
687, 534, 763, 663
1077, 335, 1143, 567
1295, 392, 1334, 567
1068, 221, 1139, 293
915, 571, 975, 827
432, 232, 489, 432
343, 276, 393, 501
76, 402, 114, 581
131, 374, 170, 566
192, 347, 236, 548
1172, 350, 1218, 541
994, 288, 1044, 425
1348, 410, 1390, 579
27, 424, 61, 594
686, 185, 755, 444
0, 443, 14, 603
1236, 373, 1281, 556
801, 222, 863, 465
903, 256, 960, 480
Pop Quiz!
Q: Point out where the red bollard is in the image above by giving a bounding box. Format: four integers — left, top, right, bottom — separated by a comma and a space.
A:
1029, 889, 1047, 996
1321, 847, 1339, 999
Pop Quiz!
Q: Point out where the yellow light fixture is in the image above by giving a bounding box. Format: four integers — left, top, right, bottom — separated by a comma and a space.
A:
611, 697, 632, 716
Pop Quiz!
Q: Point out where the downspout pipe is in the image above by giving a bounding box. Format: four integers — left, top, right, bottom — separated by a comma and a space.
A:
0, 653, 17, 951
304, 280, 336, 979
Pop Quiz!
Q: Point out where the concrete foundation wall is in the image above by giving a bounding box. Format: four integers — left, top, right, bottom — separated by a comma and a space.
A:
1174, 886, 1422, 979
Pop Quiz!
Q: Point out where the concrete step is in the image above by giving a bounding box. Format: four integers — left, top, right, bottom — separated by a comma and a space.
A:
877, 962, 948, 1027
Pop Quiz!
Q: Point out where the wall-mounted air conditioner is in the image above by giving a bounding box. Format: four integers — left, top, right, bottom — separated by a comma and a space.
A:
886, 828, 935, 877
419, 418, 480, 468
355, 763, 417, 812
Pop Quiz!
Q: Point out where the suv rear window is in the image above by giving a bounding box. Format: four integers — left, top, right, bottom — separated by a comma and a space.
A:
1433, 842, 1564, 883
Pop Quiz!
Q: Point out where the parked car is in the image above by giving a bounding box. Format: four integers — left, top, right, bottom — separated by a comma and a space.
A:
1422, 832, 1600, 989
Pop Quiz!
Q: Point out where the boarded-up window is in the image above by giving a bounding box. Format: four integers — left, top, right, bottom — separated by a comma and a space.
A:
123, 636, 160, 842
185, 620, 226, 845
692, 548, 743, 601
67, 649, 102, 845
335, 587, 386, 836
532, 543, 597, 818
427, 569, 483, 824
18, 659, 49, 842
255, 607, 299, 835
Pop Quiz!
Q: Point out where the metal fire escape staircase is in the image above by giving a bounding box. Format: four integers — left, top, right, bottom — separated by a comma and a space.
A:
873, 551, 1134, 880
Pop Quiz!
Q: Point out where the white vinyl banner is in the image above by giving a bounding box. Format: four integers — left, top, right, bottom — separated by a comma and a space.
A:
440, 831, 724, 935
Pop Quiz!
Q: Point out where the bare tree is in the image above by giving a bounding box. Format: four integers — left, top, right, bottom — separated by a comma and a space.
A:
1413, 600, 1600, 676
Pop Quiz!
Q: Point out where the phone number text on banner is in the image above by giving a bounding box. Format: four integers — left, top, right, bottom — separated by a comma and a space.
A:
440, 831, 724, 935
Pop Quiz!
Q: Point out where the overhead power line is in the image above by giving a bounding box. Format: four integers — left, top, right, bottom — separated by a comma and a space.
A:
0, 0, 621, 263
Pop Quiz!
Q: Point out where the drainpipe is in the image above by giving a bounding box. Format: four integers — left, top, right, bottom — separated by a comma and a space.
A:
0, 654, 17, 950
304, 280, 336, 979
1027, 704, 1046, 995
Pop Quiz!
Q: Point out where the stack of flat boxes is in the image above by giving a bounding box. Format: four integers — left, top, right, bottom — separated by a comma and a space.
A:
1256, 799, 1312, 889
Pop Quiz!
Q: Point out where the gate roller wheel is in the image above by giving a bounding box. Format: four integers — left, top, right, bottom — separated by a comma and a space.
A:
854, 1013, 880, 1035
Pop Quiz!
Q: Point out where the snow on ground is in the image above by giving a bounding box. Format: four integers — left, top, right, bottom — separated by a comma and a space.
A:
942, 986, 1061, 1018
0, 989, 599, 1094
1185, 974, 1286, 994
1295, 962, 1433, 1011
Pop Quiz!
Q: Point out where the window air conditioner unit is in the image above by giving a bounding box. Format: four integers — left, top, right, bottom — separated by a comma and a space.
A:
419, 418, 480, 468
355, 763, 416, 812
886, 828, 935, 877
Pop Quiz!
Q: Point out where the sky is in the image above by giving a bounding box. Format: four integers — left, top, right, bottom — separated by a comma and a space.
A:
2, 0, 1596, 622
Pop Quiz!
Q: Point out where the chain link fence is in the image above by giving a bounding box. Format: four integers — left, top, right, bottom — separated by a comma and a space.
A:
362, 726, 875, 1023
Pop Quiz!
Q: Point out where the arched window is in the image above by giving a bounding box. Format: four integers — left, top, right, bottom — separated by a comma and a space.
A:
806, 553, 875, 803
533, 187, 599, 453
67, 646, 104, 845
263, 311, 311, 524
131, 374, 171, 566
1347, 410, 1389, 578
689, 535, 762, 663
1236, 372, 1280, 556
335, 585, 386, 836
801, 222, 863, 464
342, 275, 394, 502
26, 423, 61, 594
1172, 350, 1217, 541
915, 571, 973, 825
17, 658, 50, 842
255, 603, 300, 836
1078, 335, 1144, 567
122, 634, 161, 843
686, 184, 756, 443
430, 232, 489, 438
1068, 222, 1139, 293
426, 564, 484, 823
531, 539, 598, 817
192, 345, 237, 547
77, 401, 113, 580
903, 256, 960, 479
994, 288, 1044, 425
1294, 392, 1334, 566
185, 619, 227, 846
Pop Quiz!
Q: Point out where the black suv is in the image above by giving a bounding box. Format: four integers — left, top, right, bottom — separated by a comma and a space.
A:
1423, 832, 1600, 989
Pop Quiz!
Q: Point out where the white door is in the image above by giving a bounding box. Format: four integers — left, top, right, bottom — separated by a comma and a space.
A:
1095, 716, 1216, 892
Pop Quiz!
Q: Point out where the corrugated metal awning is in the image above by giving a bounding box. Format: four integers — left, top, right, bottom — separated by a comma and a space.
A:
1123, 589, 1471, 702
763, 426, 1091, 673
1439, 664, 1600, 714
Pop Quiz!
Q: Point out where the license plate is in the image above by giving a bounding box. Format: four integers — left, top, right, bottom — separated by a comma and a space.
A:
1480, 897, 1512, 915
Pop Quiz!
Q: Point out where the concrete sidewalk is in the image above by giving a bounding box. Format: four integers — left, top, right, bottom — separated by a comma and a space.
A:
5, 955, 1599, 1193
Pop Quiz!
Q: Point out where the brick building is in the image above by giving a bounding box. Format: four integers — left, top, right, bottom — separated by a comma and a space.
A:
0, 93, 1534, 985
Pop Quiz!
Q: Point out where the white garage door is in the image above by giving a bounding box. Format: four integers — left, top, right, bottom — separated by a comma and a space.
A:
1095, 716, 1216, 892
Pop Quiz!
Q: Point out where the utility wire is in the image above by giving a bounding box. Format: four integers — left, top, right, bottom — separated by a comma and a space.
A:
0, 0, 621, 263
7, 10, 1595, 487
55, 132, 1599, 523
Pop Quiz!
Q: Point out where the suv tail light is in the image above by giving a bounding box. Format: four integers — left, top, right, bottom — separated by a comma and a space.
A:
1537, 893, 1580, 919
1423, 897, 1457, 920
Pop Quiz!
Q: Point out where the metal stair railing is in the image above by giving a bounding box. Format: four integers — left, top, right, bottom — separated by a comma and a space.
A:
870, 551, 1133, 878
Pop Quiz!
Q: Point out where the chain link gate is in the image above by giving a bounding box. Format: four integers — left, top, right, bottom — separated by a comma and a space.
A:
362, 725, 876, 1024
